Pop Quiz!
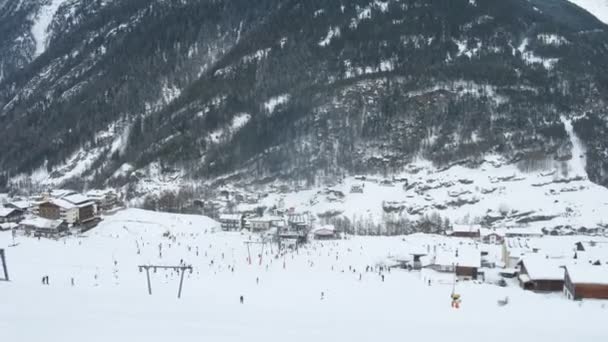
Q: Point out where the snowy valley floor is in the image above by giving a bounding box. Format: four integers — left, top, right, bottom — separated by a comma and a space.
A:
1, 209, 607, 342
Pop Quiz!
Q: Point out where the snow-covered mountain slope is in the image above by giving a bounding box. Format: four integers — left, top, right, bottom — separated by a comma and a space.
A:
1, 209, 607, 341
256, 153, 608, 234
238, 118, 608, 235
2, 0, 608, 192
568, 0, 608, 24
30, 0, 70, 56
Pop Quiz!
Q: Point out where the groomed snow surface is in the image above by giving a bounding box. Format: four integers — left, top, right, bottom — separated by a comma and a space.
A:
1, 208, 607, 342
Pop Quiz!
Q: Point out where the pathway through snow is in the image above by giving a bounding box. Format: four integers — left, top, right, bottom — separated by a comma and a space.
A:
561, 116, 588, 179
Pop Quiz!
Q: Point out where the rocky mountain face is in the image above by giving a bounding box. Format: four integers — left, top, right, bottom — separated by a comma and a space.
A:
1, 0, 608, 192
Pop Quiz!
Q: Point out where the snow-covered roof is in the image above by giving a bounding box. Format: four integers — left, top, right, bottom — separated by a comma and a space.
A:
44, 198, 77, 210
50, 189, 77, 198
249, 216, 283, 223
20, 217, 64, 230
314, 225, 335, 232
451, 224, 481, 233
219, 214, 241, 221
519, 255, 567, 281
0, 222, 18, 230
434, 248, 481, 268
480, 228, 505, 237
566, 265, 608, 285
0, 207, 18, 217
506, 236, 580, 260
575, 240, 608, 264
86, 189, 114, 197
313, 225, 336, 236
6, 201, 31, 210
504, 227, 544, 237
235, 203, 260, 213
63, 194, 93, 205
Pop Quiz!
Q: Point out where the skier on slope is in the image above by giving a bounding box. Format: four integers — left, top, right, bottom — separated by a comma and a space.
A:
451, 293, 461, 309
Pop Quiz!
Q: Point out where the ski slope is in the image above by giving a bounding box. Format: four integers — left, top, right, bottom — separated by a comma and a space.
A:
1, 209, 607, 342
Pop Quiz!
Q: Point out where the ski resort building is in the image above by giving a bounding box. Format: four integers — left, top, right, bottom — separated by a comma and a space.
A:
248, 216, 284, 231
63, 194, 97, 224
20, 217, 68, 237
480, 228, 505, 245
219, 214, 242, 231
449, 224, 481, 238
38, 198, 80, 225
312, 225, 337, 240
502, 236, 580, 268
517, 256, 566, 292
4, 200, 33, 213
564, 265, 608, 300
287, 213, 311, 232
0, 207, 24, 224
48, 189, 77, 199
430, 247, 481, 280
86, 189, 120, 212
503, 227, 544, 238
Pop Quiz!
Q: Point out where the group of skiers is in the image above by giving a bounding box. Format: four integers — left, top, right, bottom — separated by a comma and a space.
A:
34, 230, 466, 310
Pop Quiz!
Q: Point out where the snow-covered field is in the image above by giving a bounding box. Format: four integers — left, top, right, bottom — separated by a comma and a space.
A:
1, 209, 607, 342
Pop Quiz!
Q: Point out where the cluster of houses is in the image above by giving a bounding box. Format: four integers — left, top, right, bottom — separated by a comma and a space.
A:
201, 185, 342, 242
441, 224, 608, 300
0, 189, 120, 237
219, 207, 339, 241
504, 237, 608, 300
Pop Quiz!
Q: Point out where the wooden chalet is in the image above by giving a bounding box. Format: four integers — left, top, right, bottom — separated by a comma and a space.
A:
564, 265, 608, 300
0, 207, 24, 224
430, 247, 481, 280
518, 256, 566, 292
450, 224, 481, 238
4, 200, 32, 212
